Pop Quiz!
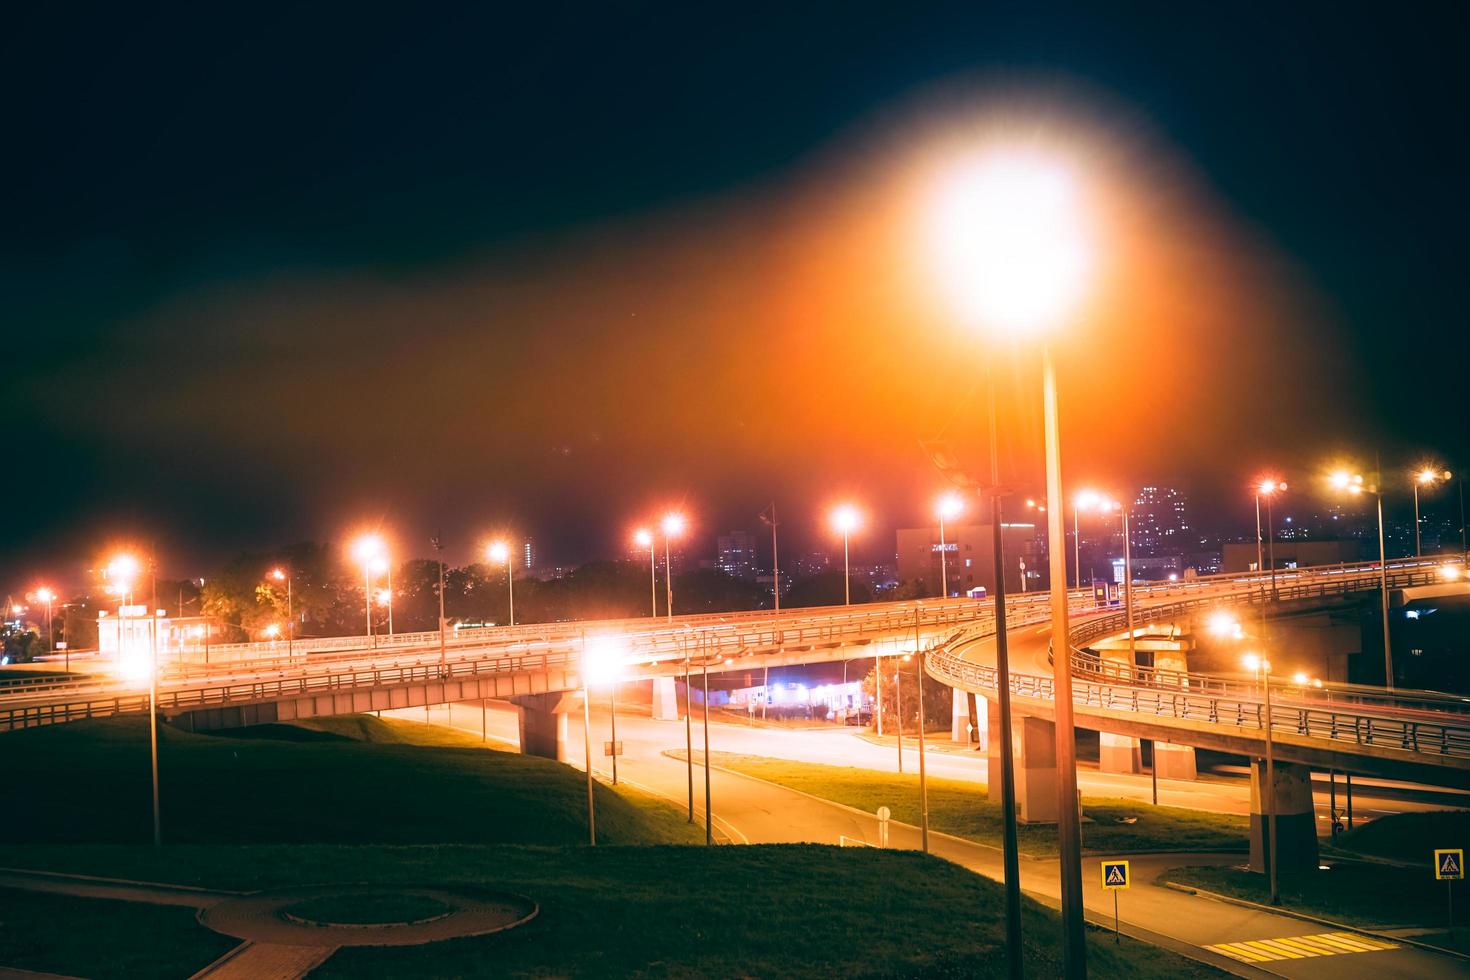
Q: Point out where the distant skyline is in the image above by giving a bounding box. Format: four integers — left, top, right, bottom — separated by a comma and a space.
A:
5, 4, 1468, 588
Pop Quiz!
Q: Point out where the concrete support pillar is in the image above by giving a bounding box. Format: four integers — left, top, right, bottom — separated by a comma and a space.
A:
1097, 647, 1143, 774
1153, 742, 1197, 780
1150, 648, 1197, 779
512, 692, 573, 763
988, 709, 1060, 824
1099, 732, 1142, 773
650, 676, 679, 721
953, 688, 985, 745
1249, 760, 1319, 874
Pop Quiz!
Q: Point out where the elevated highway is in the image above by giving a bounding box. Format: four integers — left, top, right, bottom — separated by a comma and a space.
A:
5, 557, 1469, 794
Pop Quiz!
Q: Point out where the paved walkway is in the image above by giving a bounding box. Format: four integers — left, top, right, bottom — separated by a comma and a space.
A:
199, 885, 537, 947
189, 942, 335, 980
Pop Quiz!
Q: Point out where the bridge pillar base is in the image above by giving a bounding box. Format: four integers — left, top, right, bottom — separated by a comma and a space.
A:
1099, 732, 1143, 774
512, 693, 573, 763
1249, 760, 1318, 874
989, 710, 1059, 823
1153, 741, 1197, 780
955, 689, 985, 746
651, 677, 679, 721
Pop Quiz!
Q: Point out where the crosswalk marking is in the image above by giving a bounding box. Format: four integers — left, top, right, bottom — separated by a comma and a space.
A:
1207, 931, 1398, 963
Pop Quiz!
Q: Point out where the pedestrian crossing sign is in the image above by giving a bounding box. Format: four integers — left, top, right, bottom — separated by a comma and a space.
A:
1435, 848, 1464, 881
1101, 860, 1130, 890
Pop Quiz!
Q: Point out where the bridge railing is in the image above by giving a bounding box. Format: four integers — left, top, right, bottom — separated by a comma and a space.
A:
926, 643, 1470, 763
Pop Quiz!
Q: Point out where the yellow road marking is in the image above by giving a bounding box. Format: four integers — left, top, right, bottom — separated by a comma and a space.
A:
1207, 931, 1399, 963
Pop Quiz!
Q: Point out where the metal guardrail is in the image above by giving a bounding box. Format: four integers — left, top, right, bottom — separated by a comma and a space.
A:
923, 557, 1470, 764
0, 599, 1010, 730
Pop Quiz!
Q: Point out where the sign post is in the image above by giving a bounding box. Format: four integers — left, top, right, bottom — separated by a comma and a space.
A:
1435, 848, 1463, 929
1101, 860, 1130, 943
876, 806, 891, 848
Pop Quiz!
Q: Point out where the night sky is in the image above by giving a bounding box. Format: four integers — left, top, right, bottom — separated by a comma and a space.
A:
5, 3, 1469, 586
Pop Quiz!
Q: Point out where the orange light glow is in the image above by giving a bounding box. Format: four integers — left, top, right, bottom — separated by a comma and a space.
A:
633, 528, 653, 549
936, 493, 964, 521
1256, 479, 1286, 496
830, 504, 862, 535
661, 512, 686, 537
269, 568, 287, 582
33, 587, 55, 604
350, 533, 386, 566
487, 540, 511, 564
924, 147, 1092, 337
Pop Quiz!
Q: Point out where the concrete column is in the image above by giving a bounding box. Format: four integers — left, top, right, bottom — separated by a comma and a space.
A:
1150, 649, 1197, 779
1099, 732, 1142, 773
1249, 760, 1319, 873
1153, 742, 1198, 780
650, 676, 679, 721
988, 709, 1060, 823
1096, 648, 1143, 774
512, 692, 573, 763
953, 688, 985, 745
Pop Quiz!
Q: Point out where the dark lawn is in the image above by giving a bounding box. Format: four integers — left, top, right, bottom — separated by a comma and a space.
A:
0, 715, 700, 846
0, 844, 1223, 979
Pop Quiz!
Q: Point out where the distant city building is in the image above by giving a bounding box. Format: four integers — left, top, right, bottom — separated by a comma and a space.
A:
792, 552, 831, 578
716, 530, 759, 580
522, 538, 535, 571
895, 523, 1040, 596
1131, 486, 1190, 555
1221, 539, 1365, 572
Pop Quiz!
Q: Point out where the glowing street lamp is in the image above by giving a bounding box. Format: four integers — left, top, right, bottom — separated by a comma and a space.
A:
1254, 479, 1287, 601
107, 550, 160, 847
1242, 652, 1279, 905
830, 504, 862, 606
1413, 467, 1453, 558
1327, 470, 1393, 689
487, 540, 516, 627
351, 533, 387, 648
634, 528, 656, 617
927, 144, 1094, 976
268, 568, 293, 660
31, 587, 57, 670
584, 636, 628, 786
935, 493, 964, 598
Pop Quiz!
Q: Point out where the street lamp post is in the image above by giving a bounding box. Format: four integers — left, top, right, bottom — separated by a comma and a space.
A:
1244, 652, 1278, 904
580, 634, 596, 847
831, 504, 861, 606
1414, 468, 1453, 558
927, 145, 1093, 977
269, 569, 293, 661
488, 541, 516, 627
936, 494, 963, 598
661, 511, 691, 821
1330, 471, 1394, 689
1255, 480, 1287, 601
351, 534, 387, 649
34, 588, 56, 669
433, 535, 447, 671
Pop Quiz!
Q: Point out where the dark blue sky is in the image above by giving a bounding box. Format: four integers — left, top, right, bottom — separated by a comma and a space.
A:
4, 2, 1468, 582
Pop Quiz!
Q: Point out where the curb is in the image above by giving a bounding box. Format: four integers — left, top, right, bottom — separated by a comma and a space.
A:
1161, 878, 1470, 962
0, 866, 243, 896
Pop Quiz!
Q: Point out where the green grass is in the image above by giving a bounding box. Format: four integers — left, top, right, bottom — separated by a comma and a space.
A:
0, 886, 237, 979
283, 891, 452, 925
0, 715, 700, 846
0, 844, 1222, 978
686, 751, 1249, 856
1333, 809, 1470, 865
1163, 862, 1469, 929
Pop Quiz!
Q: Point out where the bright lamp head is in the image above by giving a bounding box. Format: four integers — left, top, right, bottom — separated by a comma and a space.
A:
927, 148, 1092, 337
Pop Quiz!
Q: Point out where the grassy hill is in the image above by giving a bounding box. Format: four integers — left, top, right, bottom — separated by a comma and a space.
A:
0, 714, 698, 846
